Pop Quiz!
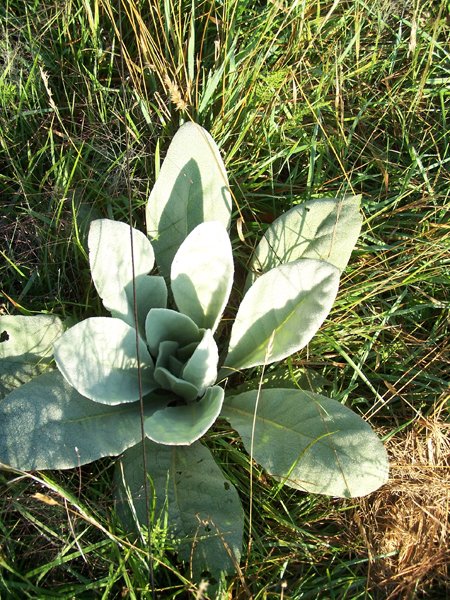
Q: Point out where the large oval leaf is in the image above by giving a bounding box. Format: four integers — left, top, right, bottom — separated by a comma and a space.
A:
223, 259, 340, 374
114, 439, 244, 579
146, 123, 232, 277
144, 386, 224, 445
88, 219, 156, 330
0, 370, 166, 470
171, 221, 234, 331
222, 389, 389, 498
54, 317, 155, 405
246, 195, 363, 289
0, 315, 64, 399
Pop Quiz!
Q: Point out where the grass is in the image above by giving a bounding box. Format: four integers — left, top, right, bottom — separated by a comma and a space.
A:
1, 0, 449, 597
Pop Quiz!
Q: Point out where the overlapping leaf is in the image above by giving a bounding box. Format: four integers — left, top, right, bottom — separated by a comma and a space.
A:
0, 371, 167, 470
145, 308, 201, 355
54, 317, 156, 405
171, 221, 233, 331
146, 123, 232, 277
222, 389, 389, 498
223, 259, 340, 374
144, 386, 224, 445
89, 219, 160, 333
246, 195, 363, 289
115, 440, 244, 579
0, 315, 64, 399
182, 329, 218, 393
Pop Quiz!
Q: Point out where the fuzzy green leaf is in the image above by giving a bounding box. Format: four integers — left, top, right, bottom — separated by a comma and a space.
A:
145, 308, 201, 355
182, 329, 219, 393
222, 389, 389, 498
146, 123, 232, 277
171, 221, 234, 331
246, 195, 363, 289
89, 219, 156, 330
144, 386, 224, 445
115, 275, 167, 338
223, 259, 340, 374
0, 315, 64, 399
54, 317, 155, 405
153, 362, 200, 402
0, 370, 166, 470
114, 440, 243, 579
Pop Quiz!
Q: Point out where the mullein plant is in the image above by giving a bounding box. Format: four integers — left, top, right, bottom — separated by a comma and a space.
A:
0, 123, 388, 583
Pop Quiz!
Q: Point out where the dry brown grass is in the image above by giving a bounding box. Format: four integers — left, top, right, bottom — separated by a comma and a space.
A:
343, 401, 449, 598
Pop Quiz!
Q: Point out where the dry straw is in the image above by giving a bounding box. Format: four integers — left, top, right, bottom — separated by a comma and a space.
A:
344, 404, 449, 598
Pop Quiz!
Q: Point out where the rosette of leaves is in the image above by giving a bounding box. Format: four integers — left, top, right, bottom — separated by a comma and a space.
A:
52, 217, 232, 448
0, 123, 389, 584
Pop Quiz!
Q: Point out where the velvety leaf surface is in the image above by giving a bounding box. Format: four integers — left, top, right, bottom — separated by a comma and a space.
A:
145, 308, 201, 355
114, 440, 243, 579
182, 329, 218, 393
222, 389, 389, 498
0, 370, 165, 470
223, 259, 340, 374
144, 385, 224, 445
0, 315, 64, 399
54, 317, 155, 405
146, 123, 232, 277
88, 219, 155, 329
112, 275, 167, 338
153, 363, 199, 402
246, 195, 363, 289
171, 222, 234, 331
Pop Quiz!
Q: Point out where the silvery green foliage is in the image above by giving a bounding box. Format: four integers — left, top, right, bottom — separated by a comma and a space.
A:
146, 122, 232, 278
0, 122, 388, 583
